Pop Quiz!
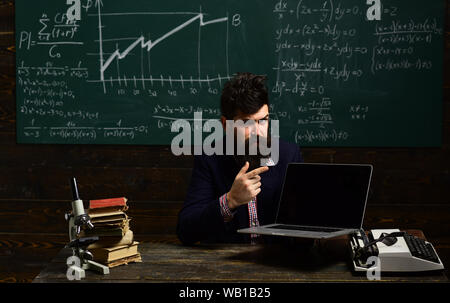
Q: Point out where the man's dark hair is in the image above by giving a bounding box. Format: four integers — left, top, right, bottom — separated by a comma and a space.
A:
220, 72, 269, 119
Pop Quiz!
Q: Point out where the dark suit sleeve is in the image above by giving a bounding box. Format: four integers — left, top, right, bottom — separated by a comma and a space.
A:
176, 155, 227, 245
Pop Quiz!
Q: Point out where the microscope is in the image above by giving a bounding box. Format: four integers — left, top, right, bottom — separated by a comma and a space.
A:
65, 177, 109, 279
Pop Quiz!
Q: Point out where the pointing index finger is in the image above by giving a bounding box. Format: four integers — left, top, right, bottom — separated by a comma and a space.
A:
245, 166, 269, 178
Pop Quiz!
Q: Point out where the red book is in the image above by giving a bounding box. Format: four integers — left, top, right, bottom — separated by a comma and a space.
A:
89, 197, 128, 209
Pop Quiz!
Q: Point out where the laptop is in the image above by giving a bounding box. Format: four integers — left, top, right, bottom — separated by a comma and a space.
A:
238, 163, 373, 239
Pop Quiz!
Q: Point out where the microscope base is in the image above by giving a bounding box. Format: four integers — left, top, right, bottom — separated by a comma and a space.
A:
82, 260, 110, 275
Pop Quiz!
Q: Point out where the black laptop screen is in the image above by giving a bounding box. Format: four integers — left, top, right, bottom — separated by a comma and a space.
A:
276, 163, 372, 229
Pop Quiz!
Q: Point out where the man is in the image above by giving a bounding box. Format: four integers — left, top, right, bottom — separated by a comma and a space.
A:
176, 72, 303, 245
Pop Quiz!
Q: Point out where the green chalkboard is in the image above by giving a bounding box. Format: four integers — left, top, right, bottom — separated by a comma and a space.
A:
16, 0, 444, 146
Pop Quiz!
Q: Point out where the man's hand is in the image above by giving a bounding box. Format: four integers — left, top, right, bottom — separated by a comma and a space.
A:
227, 162, 269, 210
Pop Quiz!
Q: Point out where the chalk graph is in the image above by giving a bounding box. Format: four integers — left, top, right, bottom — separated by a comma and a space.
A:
88, 1, 231, 93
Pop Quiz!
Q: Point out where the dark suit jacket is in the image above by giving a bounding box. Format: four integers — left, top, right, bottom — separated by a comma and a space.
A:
176, 139, 303, 245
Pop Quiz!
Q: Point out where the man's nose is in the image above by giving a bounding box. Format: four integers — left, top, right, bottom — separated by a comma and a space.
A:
249, 123, 260, 136
256, 122, 267, 136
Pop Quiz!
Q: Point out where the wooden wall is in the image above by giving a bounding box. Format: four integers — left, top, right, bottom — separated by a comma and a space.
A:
0, 0, 449, 282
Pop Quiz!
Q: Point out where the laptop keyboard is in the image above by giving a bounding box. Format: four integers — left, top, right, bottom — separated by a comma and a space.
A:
270, 225, 341, 232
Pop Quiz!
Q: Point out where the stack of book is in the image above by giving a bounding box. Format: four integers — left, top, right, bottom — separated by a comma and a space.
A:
80, 197, 142, 268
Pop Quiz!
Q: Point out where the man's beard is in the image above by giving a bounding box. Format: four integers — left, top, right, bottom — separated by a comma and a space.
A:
233, 135, 272, 171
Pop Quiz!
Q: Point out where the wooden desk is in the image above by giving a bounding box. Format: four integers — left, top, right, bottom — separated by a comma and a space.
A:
33, 230, 447, 283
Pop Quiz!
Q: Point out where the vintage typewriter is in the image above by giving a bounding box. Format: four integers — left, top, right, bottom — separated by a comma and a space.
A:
350, 229, 444, 272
